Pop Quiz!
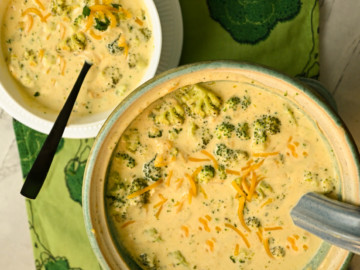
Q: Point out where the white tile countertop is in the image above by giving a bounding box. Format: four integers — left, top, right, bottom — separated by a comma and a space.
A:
1, 0, 360, 269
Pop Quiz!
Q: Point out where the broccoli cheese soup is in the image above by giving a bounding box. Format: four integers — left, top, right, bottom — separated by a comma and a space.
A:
105, 81, 339, 270
2, 0, 154, 115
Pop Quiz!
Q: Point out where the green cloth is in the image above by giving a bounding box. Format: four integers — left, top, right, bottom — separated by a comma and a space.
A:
14, 1, 319, 269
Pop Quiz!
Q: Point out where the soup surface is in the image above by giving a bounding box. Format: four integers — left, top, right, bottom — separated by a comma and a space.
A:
105, 81, 339, 270
2, 0, 154, 115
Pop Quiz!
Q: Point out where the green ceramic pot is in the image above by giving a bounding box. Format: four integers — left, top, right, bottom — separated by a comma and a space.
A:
83, 61, 360, 270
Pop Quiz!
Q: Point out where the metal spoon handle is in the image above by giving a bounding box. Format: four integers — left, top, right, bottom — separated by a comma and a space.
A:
291, 192, 360, 254
20, 61, 92, 199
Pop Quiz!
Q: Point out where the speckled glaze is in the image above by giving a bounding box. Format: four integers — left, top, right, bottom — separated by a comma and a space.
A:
83, 61, 360, 270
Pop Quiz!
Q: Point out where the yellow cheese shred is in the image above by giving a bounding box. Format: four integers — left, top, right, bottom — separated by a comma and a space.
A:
263, 237, 274, 259
200, 150, 218, 169
121, 220, 136, 228
199, 217, 211, 232
252, 152, 279, 157
264, 226, 283, 231
231, 180, 247, 198
185, 173, 197, 196
237, 196, 251, 232
165, 170, 173, 187
225, 223, 250, 248
188, 157, 210, 162
127, 180, 162, 199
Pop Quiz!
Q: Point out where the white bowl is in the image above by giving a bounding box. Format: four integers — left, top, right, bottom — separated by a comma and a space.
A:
0, 0, 162, 138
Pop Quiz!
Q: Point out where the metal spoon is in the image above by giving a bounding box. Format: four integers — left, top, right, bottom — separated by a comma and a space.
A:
20, 61, 92, 199
291, 192, 360, 254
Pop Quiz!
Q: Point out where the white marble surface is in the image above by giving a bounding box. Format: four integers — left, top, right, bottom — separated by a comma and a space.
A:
1, 0, 360, 269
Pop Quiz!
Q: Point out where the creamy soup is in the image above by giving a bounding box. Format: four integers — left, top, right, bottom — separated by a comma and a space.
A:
2, 0, 154, 115
105, 81, 339, 270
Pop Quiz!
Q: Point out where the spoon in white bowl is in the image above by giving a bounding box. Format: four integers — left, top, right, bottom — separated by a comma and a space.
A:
20, 61, 92, 199
291, 192, 360, 254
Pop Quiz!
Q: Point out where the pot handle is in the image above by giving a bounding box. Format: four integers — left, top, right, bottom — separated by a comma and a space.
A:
298, 77, 338, 111
291, 192, 360, 254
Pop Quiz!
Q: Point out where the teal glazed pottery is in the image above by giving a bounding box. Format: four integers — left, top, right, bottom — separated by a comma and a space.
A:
83, 61, 360, 270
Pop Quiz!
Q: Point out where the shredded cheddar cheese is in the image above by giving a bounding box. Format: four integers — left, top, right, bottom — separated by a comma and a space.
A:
225, 223, 250, 248
200, 150, 218, 169
127, 180, 162, 199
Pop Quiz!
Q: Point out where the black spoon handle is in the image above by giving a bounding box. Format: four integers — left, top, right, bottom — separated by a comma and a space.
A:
20, 61, 92, 199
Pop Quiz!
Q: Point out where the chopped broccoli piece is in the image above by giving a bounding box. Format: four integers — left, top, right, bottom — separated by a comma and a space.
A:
82, 5, 91, 17
153, 100, 185, 126
94, 17, 110, 31
24, 49, 37, 64
106, 176, 127, 208
320, 178, 335, 194
168, 250, 189, 267
68, 32, 87, 51
197, 165, 215, 183
51, 0, 70, 15
223, 96, 241, 112
102, 66, 122, 89
115, 152, 136, 168
176, 84, 222, 118
253, 115, 281, 144
122, 128, 141, 153
218, 164, 227, 180
285, 105, 298, 125
129, 178, 149, 205
257, 181, 273, 199
139, 27, 152, 41
143, 156, 162, 181
245, 216, 261, 228
236, 122, 251, 140
270, 246, 286, 258
214, 143, 248, 164
144, 228, 163, 242
107, 35, 125, 55
148, 127, 162, 138
215, 122, 235, 139
138, 253, 158, 270
199, 126, 213, 150
241, 96, 251, 110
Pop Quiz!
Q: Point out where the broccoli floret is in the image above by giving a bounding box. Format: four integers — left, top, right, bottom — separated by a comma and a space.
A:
257, 181, 273, 199
218, 164, 227, 180
168, 128, 183, 140
102, 66, 122, 89
122, 128, 141, 153
241, 96, 251, 110
139, 27, 152, 41
270, 246, 286, 258
143, 156, 162, 181
115, 152, 136, 168
153, 100, 185, 126
176, 84, 222, 118
148, 127, 162, 138
197, 165, 215, 183
129, 178, 149, 205
107, 35, 125, 55
94, 16, 110, 31
207, 0, 301, 44
138, 253, 158, 270
214, 143, 248, 164
245, 216, 261, 228
143, 228, 163, 243
168, 251, 189, 267
223, 96, 241, 112
236, 122, 251, 140
51, 0, 70, 15
253, 115, 281, 144
68, 32, 87, 51
320, 178, 335, 194
215, 122, 235, 139
199, 126, 213, 150
106, 175, 127, 209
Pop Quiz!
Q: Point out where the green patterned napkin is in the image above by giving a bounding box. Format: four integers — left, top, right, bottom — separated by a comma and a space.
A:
14, 1, 319, 269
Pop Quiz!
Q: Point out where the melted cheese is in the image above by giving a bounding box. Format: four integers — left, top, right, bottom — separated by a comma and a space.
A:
105, 81, 339, 270
2, 0, 154, 115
